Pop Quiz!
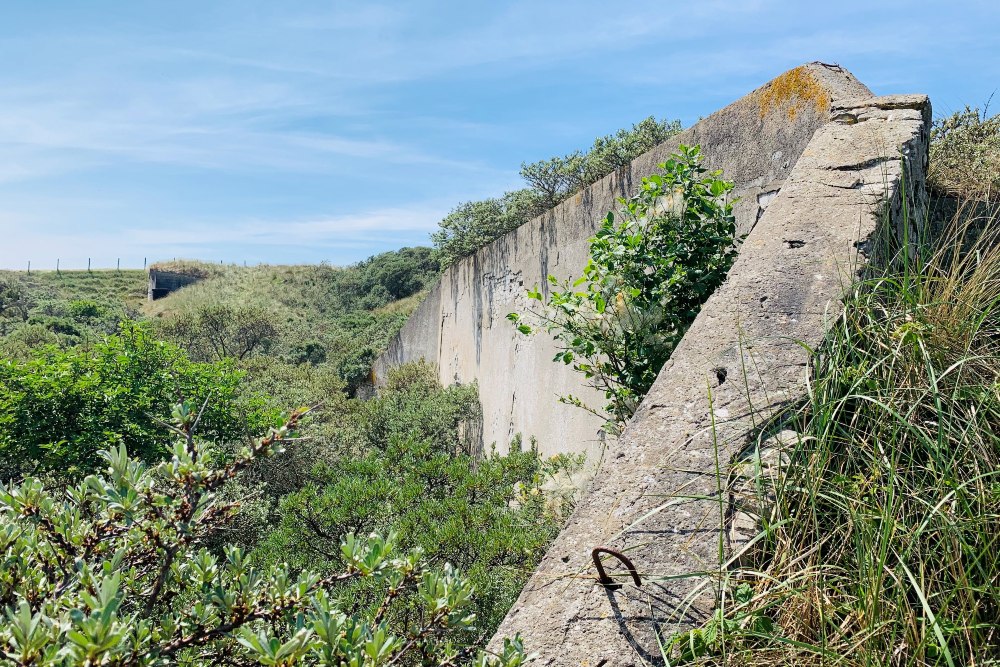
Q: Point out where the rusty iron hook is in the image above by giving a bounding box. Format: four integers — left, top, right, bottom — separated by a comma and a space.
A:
592, 547, 642, 589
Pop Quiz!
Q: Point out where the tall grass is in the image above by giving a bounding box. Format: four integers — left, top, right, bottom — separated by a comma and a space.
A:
675, 201, 1000, 665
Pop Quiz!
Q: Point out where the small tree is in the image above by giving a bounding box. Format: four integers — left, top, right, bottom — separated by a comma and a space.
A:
509, 145, 739, 433
430, 191, 547, 268
161, 303, 280, 362
0, 402, 527, 666
0, 322, 261, 480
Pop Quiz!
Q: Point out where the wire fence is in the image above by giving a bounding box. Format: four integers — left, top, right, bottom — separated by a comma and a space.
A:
18, 258, 245, 275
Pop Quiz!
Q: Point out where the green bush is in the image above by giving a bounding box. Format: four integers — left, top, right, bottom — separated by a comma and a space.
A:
929, 105, 1000, 199
0, 404, 527, 666
354, 246, 439, 302
67, 298, 105, 320
510, 144, 738, 432
256, 436, 574, 647
0, 323, 62, 361
158, 303, 280, 362
0, 275, 29, 325
239, 363, 578, 647
0, 322, 265, 480
335, 362, 481, 455
432, 190, 549, 268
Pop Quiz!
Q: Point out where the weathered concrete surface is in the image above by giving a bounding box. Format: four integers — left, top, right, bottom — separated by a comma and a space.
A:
373, 63, 872, 460
488, 93, 930, 665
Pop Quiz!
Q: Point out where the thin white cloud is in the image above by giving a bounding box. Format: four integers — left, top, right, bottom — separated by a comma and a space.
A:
0, 202, 451, 269
0, 0, 993, 270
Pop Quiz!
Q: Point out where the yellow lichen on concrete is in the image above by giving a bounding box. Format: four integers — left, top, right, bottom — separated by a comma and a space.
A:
757, 66, 832, 121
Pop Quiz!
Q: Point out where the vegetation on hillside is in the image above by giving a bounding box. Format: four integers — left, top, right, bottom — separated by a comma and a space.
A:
0, 245, 573, 663
148, 249, 438, 394
432, 116, 681, 266
0, 403, 527, 666
0, 269, 147, 354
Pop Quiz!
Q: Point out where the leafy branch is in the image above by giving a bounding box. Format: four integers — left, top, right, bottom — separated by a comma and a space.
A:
510, 144, 740, 434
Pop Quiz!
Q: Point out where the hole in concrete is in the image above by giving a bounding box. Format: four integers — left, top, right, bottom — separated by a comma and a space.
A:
757, 189, 779, 210
714, 367, 728, 386
785, 239, 806, 248
561, 555, 570, 563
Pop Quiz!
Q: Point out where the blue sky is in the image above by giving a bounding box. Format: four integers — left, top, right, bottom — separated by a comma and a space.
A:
0, 1, 997, 269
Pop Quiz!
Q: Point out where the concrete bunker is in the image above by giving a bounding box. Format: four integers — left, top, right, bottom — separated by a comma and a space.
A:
147, 268, 203, 301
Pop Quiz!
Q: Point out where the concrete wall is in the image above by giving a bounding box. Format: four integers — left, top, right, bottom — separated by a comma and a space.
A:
489, 93, 931, 664
373, 63, 873, 460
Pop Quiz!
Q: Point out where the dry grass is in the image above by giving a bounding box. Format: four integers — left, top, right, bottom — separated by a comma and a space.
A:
667, 203, 1000, 666
147, 258, 230, 280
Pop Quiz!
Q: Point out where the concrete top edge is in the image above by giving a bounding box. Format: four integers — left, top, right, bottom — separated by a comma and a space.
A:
833, 94, 931, 112
684, 62, 872, 135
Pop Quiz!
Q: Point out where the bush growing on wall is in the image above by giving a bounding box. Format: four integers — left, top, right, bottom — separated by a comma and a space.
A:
509, 145, 739, 433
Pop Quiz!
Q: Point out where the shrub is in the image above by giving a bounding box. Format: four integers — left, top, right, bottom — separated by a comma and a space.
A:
0, 275, 29, 324
354, 246, 440, 301
255, 435, 576, 647
158, 303, 280, 362
0, 404, 527, 666
510, 144, 738, 432
0, 322, 264, 480
235, 362, 578, 647
339, 362, 481, 456
431, 190, 547, 269
929, 105, 1000, 199
0, 323, 61, 361
67, 298, 105, 320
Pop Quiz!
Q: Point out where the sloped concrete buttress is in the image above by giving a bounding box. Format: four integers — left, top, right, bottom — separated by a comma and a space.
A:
488, 94, 931, 665
372, 63, 873, 460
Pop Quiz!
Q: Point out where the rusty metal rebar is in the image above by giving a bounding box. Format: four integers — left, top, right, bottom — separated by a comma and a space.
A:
591, 547, 642, 589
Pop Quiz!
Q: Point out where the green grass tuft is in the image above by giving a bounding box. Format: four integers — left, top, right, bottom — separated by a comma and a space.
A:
678, 202, 1000, 666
